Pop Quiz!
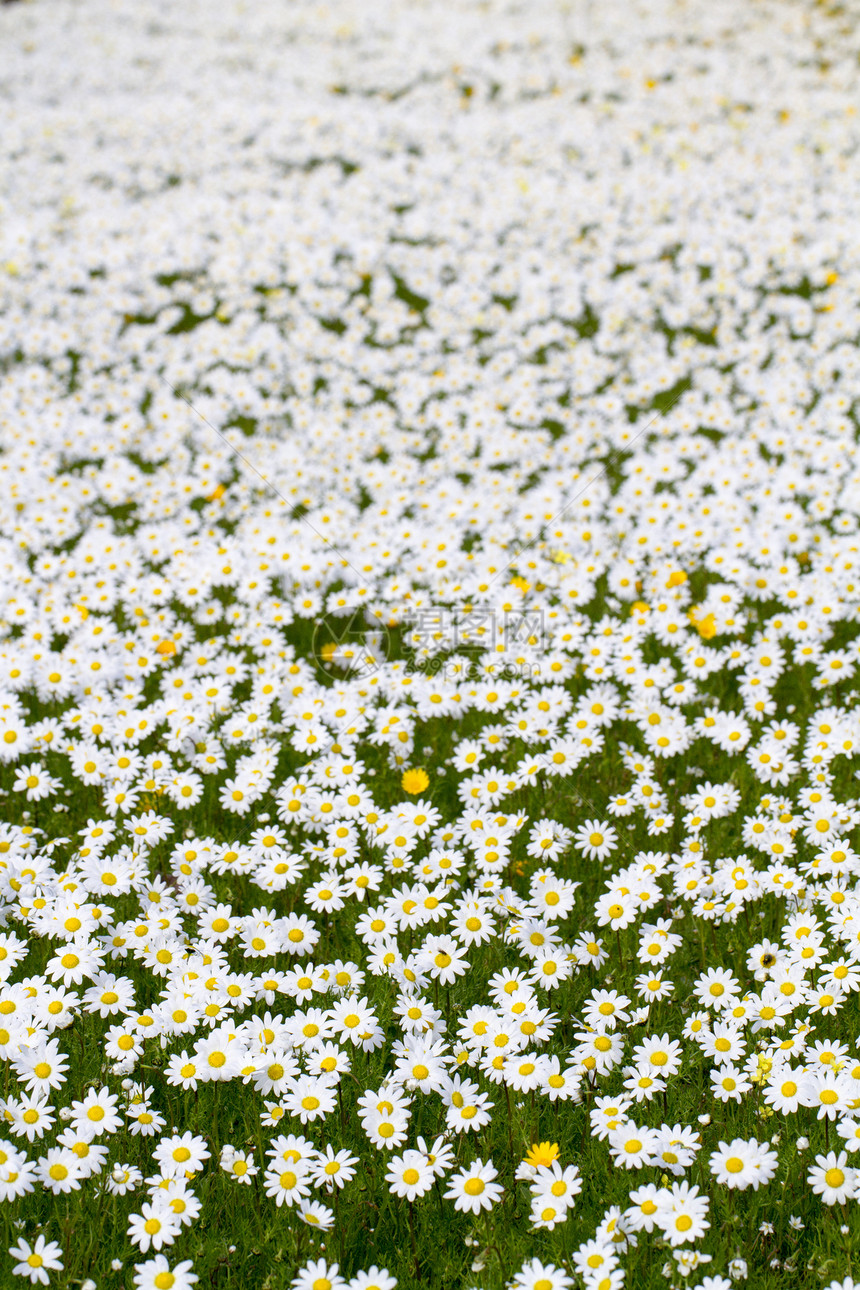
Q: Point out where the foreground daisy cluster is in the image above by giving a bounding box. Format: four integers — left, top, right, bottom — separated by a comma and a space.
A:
2, 0, 860, 1286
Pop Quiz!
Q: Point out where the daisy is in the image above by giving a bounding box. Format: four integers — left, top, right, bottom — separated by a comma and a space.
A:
13, 763, 60, 803
106, 1163, 143, 1196
417, 1133, 455, 1177
418, 936, 470, 985
574, 934, 609, 968
582, 990, 632, 1031
801, 1068, 856, 1120
165, 1052, 202, 1091
328, 996, 378, 1044
622, 1068, 666, 1104
220, 1146, 258, 1184
693, 967, 741, 1010
608, 1125, 659, 1170
8, 1236, 64, 1287
509, 1262, 573, 1290
594, 892, 638, 931
530, 1196, 569, 1230
836, 1117, 860, 1153
348, 1269, 397, 1290
540, 1057, 582, 1103
55, 1129, 107, 1180
630, 1034, 683, 1077
571, 1240, 618, 1281
157, 1179, 202, 1228
7, 1099, 54, 1150
700, 1024, 747, 1066
70, 1088, 123, 1136
572, 1028, 625, 1075
764, 1068, 804, 1114
192, 1029, 244, 1082
530, 1161, 582, 1208
710, 1064, 752, 1104
386, 1150, 435, 1200
445, 1089, 494, 1135
11, 1041, 69, 1096
127, 1202, 181, 1252
298, 1200, 335, 1231
624, 1182, 664, 1233
263, 1160, 312, 1208
0, 1153, 37, 1203
284, 1075, 338, 1125
652, 1125, 700, 1177
656, 1182, 711, 1246
128, 1105, 167, 1138
574, 820, 618, 860
309, 1146, 359, 1192
444, 1158, 503, 1214
808, 1151, 857, 1205
291, 1260, 346, 1290
709, 1138, 777, 1190
251, 1049, 299, 1096
36, 1149, 85, 1195
132, 1256, 198, 1290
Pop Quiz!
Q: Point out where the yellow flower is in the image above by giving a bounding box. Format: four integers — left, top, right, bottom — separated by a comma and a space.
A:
524, 1141, 559, 1169
688, 607, 717, 639
750, 1054, 774, 1086
401, 768, 430, 795
666, 569, 687, 588
156, 640, 176, 657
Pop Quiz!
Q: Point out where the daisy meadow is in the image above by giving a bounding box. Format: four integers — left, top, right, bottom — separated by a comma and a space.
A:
0, 0, 860, 1285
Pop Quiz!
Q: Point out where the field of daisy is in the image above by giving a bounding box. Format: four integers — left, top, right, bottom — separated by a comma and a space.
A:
2, 0, 860, 1287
